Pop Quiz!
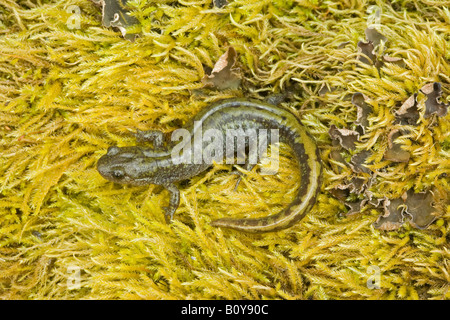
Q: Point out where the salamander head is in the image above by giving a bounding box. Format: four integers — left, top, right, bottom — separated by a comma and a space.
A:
97, 146, 156, 185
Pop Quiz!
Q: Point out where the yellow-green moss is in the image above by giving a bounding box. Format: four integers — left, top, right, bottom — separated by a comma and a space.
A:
0, 0, 449, 299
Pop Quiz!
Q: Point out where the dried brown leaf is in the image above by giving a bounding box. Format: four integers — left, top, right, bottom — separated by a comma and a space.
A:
382, 55, 405, 68
352, 93, 372, 133
328, 125, 360, 151
372, 188, 442, 230
395, 93, 419, 125
357, 41, 376, 65
384, 129, 410, 163
329, 187, 349, 201
94, 0, 140, 41
202, 47, 241, 90
420, 82, 449, 118
373, 198, 405, 231
345, 200, 365, 216
349, 150, 372, 173
404, 189, 437, 229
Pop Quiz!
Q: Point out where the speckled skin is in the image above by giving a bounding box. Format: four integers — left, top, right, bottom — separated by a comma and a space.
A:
97, 98, 322, 233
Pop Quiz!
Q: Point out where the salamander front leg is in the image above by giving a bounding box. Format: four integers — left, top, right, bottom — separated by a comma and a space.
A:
162, 183, 180, 223
135, 129, 167, 150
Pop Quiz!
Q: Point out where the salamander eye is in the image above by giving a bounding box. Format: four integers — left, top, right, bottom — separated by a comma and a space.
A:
112, 169, 125, 179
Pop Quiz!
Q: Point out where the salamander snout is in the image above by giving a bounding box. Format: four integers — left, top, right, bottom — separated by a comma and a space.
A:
97, 146, 149, 185
97, 147, 126, 181
97, 156, 128, 183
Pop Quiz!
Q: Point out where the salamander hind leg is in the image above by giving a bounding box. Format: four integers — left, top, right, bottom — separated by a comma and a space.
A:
162, 183, 180, 223
230, 146, 257, 190
135, 129, 167, 151
230, 163, 256, 191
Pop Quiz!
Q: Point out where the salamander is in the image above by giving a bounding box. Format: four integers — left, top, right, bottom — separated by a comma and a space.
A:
97, 98, 322, 233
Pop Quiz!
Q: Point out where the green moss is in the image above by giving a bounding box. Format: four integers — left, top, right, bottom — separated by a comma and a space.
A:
0, 0, 449, 300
